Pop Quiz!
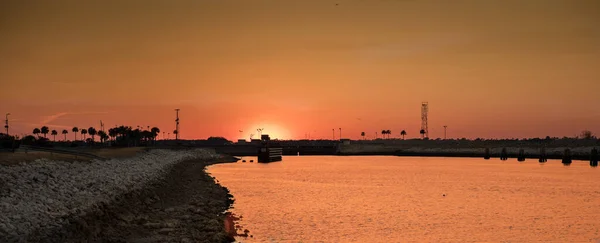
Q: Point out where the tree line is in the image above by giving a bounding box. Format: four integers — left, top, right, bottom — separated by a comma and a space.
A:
360, 129, 409, 140
24, 125, 163, 147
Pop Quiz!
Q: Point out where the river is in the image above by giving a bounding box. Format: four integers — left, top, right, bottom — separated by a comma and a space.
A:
207, 156, 600, 242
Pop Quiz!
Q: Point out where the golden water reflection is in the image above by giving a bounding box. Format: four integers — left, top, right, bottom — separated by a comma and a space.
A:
208, 156, 600, 242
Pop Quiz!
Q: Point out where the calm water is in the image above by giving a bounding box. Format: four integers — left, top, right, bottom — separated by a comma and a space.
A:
207, 156, 600, 242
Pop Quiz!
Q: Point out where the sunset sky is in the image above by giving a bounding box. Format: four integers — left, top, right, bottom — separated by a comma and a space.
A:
1, 0, 599, 140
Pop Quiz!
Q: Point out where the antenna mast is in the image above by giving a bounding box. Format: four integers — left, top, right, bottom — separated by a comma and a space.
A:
4, 113, 9, 136
421, 102, 429, 139
175, 109, 180, 140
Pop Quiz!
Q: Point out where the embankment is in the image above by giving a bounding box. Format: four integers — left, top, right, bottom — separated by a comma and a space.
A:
0, 149, 238, 242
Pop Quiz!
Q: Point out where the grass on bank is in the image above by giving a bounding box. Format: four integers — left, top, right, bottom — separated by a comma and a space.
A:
0, 147, 147, 166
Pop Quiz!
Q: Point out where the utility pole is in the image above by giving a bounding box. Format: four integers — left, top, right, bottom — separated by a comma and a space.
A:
443, 125, 447, 140
175, 109, 180, 141
421, 102, 429, 139
4, 113, 9, 136
332, 128, 335, 140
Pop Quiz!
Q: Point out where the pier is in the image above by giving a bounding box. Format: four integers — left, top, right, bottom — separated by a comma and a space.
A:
257, 135, 283, 163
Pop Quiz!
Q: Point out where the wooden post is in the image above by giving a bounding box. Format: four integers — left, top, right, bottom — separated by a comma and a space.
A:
484, 148, 490, 160
500, 148, 508, 161
590, 148, 598, 167
517, 148, 525, 162
562, 148, 572, 166
539, 147, 547, 163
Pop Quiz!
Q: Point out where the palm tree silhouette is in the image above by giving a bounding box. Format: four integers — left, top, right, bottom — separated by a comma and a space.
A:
108, 128, 117, 142
101, 132, 109, 143
81, 128, 88, 140
97, 130, 107, 143
361, 132, 365, 140
400, 130, 407, 140
51, 130, 58, 141
381, 130, 386, 139
33, 128, 41, 138
88, 127, 97, 142
419, 129, 425, 139
62, 129, 68, 141
386, 130, 392, 139
41, 126, 49, 138
151, 127, 160, 143
72, 127, 79, 141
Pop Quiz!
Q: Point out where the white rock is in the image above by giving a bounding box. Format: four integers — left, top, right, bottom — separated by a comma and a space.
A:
0, 149, 218, 240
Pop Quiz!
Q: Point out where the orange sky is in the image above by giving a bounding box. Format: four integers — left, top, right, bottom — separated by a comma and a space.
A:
1, 0, 599, 140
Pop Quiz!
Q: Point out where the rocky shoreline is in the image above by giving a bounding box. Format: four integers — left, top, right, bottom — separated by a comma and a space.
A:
0, 149, 239, 242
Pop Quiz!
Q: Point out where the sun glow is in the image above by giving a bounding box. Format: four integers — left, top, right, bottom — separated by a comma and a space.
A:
246, 123, 291, 140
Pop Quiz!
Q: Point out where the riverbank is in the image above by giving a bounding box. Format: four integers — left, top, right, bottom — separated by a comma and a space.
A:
0, 149, 239, 242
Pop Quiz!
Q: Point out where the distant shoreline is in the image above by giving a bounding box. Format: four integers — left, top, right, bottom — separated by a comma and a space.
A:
337, 151, 592, 162
197, 143, 599, 162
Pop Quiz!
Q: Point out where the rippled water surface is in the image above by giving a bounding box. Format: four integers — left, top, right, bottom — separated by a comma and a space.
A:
207, 156, 600, 242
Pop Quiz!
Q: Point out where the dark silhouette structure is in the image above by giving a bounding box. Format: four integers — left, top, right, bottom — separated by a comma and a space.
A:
62, 129, 68, 141
51, 130, 57, 141
590, 148, 598, 167
421, 102, 429, 139
484, 148, 490, 160
257, 134, 282, 163
174, 109, 180, 141
562, 148, 572, 166
539, 147, 547, 163
500, 148, 508, 160
381, 130, 392, 139
72, 127, 79, 141
41, 126, 49, 138
517, 149, 525, 162
443, 125, 447, 139
4, 113, 9, 136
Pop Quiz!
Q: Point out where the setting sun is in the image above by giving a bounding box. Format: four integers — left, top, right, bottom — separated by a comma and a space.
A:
244, 123, 291, 140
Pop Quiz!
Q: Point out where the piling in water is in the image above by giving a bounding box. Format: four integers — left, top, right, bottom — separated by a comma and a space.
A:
591, 148, 598, 167
500, 148, 508, 161
539, 147, 547, 163
517, 149, 525, 162
562, 148, 572, 166
484, 148, 490, 160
